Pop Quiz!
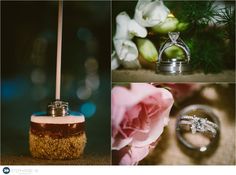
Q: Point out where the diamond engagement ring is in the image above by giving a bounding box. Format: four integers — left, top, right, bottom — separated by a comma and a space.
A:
178, 115, 219, 138
176, 105, 220, 152
156, 32, 191, 74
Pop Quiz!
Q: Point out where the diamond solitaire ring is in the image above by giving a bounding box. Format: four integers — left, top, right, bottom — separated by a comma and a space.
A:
176, 105, 220, 152
156, 32, 191, 74
179, 115, 219, 137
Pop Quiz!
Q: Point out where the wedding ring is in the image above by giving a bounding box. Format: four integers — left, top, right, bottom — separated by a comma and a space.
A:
156, 32, 191, 74
176, 104, 220, 152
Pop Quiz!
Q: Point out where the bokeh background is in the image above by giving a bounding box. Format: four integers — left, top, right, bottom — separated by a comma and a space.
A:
1, 1, 111, 164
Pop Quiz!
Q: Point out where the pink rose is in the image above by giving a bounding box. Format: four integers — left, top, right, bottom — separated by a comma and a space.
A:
152, 83, 202, 102
112, 83, 174, 165
112, 139, 159, 165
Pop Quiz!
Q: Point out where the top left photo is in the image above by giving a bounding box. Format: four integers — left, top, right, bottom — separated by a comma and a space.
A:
1, 1, 111, 165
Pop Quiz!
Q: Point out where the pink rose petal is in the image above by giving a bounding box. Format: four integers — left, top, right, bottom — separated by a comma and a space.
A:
119, 146, 150, 165
111, 83, 174, 164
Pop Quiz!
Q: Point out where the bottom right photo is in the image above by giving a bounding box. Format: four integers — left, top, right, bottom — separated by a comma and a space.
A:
111, 83, 235, 165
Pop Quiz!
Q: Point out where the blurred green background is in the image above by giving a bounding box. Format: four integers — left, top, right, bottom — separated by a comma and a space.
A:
1, 1, 111, 162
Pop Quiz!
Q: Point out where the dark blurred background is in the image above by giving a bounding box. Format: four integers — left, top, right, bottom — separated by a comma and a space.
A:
1, 1, 111, 162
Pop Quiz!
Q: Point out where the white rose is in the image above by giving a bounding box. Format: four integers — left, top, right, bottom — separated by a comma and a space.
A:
134, 0, 170, 27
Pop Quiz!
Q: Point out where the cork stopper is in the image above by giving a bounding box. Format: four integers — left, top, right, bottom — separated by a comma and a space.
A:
47, 100, 69, 117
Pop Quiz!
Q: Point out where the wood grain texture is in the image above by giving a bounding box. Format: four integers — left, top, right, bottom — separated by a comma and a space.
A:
112, 69, 235, 82
1, 154, 110, 165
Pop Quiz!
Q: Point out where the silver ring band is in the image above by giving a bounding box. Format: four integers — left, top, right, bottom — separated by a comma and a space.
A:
156, 32, 191, 74
158, 38, 190, 63
176, 104, 220, 152
178, 115, 219, 137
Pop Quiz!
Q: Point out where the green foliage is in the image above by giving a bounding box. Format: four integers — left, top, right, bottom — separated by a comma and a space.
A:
165, 1, 235, 73
215, 6, 235, 39
188, 28, 224, 74
215, 6, 235, 68
166, 1, 216, 25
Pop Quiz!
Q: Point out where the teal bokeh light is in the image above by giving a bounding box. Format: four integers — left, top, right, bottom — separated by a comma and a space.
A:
79, 102, 96, 118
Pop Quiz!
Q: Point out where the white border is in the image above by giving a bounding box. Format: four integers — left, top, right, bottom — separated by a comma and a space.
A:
0, 166, 236, 175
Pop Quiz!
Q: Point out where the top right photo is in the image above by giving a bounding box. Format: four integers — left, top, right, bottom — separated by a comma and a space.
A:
111, 0, 235, 82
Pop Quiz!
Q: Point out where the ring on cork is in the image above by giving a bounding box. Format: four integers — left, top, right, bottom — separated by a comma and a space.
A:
29, 1, 86, 160
29, 101, 86, 160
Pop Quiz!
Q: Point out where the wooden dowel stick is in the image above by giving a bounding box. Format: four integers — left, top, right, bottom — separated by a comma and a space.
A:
55, 1, 63, 100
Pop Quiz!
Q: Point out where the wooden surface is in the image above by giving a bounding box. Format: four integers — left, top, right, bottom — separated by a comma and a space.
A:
112, 69, 235, 82
1, 154, 110, 165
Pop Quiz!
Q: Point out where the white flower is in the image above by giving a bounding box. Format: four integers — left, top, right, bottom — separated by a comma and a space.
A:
134, 0, 170, 27
113, 12, 146, 69
128, 19, 147, 38
114, 12, 131, 39
111, 51, 120, 70
113, 39, 141, 69
114, 12, 147, 39
121, 58, 141, 69
152, 15, 179, 33
111, 50, 141, 70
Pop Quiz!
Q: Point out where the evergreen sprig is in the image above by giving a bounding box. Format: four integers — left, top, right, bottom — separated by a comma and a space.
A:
215, 6, 235, 68
167, 1, 217, 29
215, 6, 235, 39
165, 1, 235, 73
189, 29, 224, 73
